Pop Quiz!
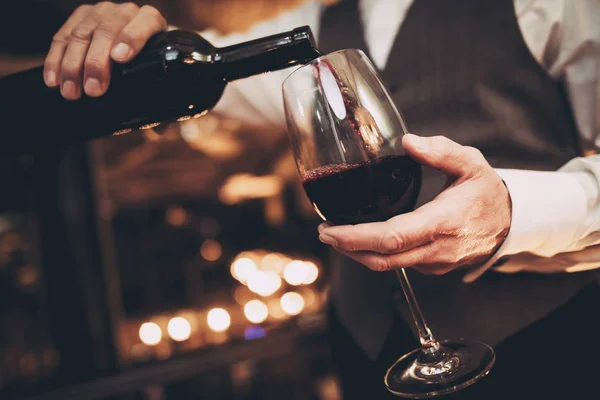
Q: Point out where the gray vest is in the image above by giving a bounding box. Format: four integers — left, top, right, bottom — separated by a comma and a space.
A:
319, 0, 596, 360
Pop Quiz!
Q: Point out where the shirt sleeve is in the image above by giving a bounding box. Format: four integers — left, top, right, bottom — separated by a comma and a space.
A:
464, 157, 600, 283
196, 1, 324, 131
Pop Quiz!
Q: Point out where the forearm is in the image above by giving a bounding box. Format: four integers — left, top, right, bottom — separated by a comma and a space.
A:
0, 54, 44, 78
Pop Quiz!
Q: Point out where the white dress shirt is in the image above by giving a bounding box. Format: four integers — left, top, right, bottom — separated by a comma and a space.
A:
197, 0, 600, 281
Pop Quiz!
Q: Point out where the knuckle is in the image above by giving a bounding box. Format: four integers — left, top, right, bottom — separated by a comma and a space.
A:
95, 1, 112, 11
120, 2, 139, 14
465, 146, 483, 159
428, 136, 455, 167
424, 136, 441, 151
464, 146, 489, 173
95, 21, 119, 39
335, 237, 353, 251
431, 135, 452, 149
379, 230, 404, 253
427, 214, 448, 238
70, 26, 94, 43
51, 33, 69, 44
141, 5, 162, 18
436, 222, 450, 244
465, 146, 485, 164
159, 15, 168, 28
340, 227, 360, 251
75, 4, 93, 14
438, 216, 459, 237
44, 59, 58, 71
117, 29, 137, 45
370, 257, 391, 272
60, 60, 82, 78
440, 138, 456, 156
84, 57, 108, 77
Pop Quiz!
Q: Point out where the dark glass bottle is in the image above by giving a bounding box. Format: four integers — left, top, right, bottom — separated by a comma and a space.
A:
0, 26, 319, 153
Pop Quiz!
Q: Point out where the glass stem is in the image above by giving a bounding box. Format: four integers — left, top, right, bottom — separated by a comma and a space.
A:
395, 268, 441, 354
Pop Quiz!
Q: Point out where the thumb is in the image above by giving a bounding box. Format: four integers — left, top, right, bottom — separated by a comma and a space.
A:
402, 134, 485, 178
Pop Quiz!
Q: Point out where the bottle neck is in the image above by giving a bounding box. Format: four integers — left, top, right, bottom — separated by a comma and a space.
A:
217, 26, 320, 82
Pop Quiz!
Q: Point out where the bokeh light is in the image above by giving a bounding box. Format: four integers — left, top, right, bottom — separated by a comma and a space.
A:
244, 300, 269, 324
139, 322, 162, 346
247, 271, 282, 297
207, 308, 231, 332
167, 317, 192, 342
280, 292, 305, 316
200, 240, 222, 262
302, 262, 319, 284
283, 261, 308, 285
231, 257, 257, 283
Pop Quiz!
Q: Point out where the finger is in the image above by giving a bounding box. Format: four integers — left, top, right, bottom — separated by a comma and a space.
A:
60, 14, 100, 100
83, 4, 138, 97
44, 4, 92, 87
334, 241, 455, 275
111, 5, 167, 63
319, 206, 439, 254
411, 264, 456, 276
332, 248, 391, 272
333, 243, 433, 272
402, 134, 487, 178
317, 223, 332, 233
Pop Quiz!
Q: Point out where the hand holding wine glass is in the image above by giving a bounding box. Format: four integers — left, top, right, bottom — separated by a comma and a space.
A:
318, 133, 512, 277
283, 49, 498, 398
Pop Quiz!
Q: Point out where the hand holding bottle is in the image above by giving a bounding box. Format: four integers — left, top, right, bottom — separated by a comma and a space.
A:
43, 2, 167, 100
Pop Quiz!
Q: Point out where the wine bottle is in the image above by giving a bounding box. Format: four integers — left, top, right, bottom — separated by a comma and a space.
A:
0, 26, 319, 153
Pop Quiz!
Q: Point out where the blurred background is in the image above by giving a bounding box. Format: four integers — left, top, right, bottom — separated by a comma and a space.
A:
0, 1, 342, 399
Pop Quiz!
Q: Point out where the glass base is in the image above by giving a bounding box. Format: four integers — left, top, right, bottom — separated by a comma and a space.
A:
384, 339, 495, 398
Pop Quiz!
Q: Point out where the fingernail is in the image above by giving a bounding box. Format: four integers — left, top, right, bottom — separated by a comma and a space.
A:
61, 80, 78, 99
318, 223, 329, 233
319, 234, 337, 246
111, 43, 131, 61
45, 70, 57, 86
84, 78, 103, 97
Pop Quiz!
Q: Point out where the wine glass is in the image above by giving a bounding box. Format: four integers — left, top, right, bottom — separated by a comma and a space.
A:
282, 49, 495, 398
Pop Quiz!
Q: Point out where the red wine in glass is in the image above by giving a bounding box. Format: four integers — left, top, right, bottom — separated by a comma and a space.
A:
301, 155, 422, 225
304, 55, 422, 224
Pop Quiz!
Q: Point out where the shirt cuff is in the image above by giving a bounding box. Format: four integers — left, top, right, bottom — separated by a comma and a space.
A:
463, 168, 589, 283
